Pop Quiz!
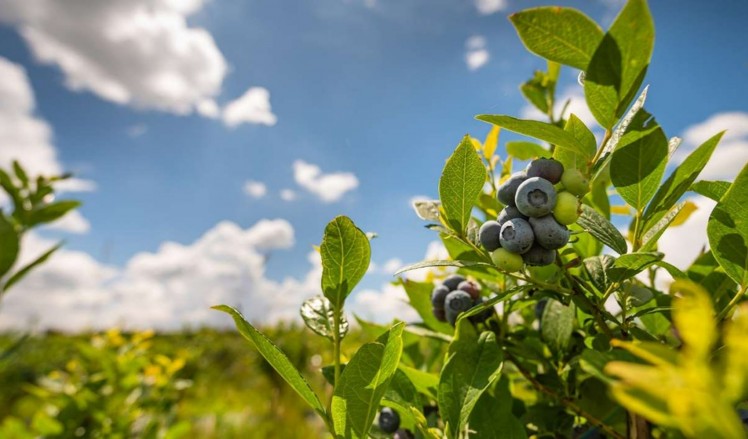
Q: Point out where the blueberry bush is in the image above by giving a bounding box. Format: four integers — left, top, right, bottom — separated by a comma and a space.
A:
219, 1, 748, 438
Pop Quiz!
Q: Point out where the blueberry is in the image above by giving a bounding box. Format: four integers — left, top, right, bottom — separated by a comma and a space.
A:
394, 429, 415, 439
479, 220, 502, 251
378, 407, 400, 433
522, 243, 556, 266
457, 280, 481, 300
553, 191, 580, 225
442, 275, 466, 290
445, 290, 473, 325
499, 218, 535, 254
490, 248, 524, 273
469, 297, 494, 323
497, 205, 528, 226
526, 158, 564, 184
561, 168, 590, 197
739, 409, 748, 425
432, 307, 447, 322
534, 299, 548, 321
515, 177, 557, 217
431, 285, 450, 310
529, 215, 570, 250
497, 172, 528, 207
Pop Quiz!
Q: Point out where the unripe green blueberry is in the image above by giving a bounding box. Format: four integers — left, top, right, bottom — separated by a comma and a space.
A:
497, 205, 528, 226
378, 407, 400, 433
499, 218, 535, 254
442, 275, 466, 290
457, 280, 481, 300
527, 264, 560, 282
522, 243, 556, 266
431, 285, 450, 310
515, 177, 557, 217
491, 248, 524, 272
525, 158, 564, 184
553, 191, 580, 225
561, 168, 590, 197
529, 215, 570, 250
445, 290, 473, 326
478, 220, 502, 251
497, 172, 528, 207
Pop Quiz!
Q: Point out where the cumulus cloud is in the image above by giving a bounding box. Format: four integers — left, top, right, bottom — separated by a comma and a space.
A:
676, 111, 748, 181
280, 189, 297, 201
465, 36, 489, 71
0, 56, 94, 213
43, 210, 91, 234
222, 87, 277, 127
243, 180, 267, 199
474, 0, 507, 15
292, 160, 359, 203
0, 219, 322, 331
127, 124, 147, 138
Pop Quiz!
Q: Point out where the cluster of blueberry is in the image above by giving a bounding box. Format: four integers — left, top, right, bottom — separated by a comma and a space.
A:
377, 407, 413, 438
479, 158, 588, 271
430, 275, 492, 326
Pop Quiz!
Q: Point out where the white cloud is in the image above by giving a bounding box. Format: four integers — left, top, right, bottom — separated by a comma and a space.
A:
222, 87, 277, 127
243, 180, 267, 199
381, 258, 403, 275
0, 0, 227, 115
0, 219, 322, 331
196, 99, 220, 119
521, 85, 597, 129
474, 0, 507, 15
43, 210, 91, 234
280, 189, 297, 201
465, 36, 489, 71
127, 124, 147, 138
349, 283, 419, 323
292, 160, 359, 203
0, 56, 94, 193
677, 112, 748, 181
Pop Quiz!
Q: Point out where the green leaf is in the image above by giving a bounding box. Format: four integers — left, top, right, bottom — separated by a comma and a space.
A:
211, 305, 326, 416
541, 299, 575, 352
554, 114, 597, 172
520, 76, 550, 114
584, 255, 616, 293
509, 7, 603, 71
610, 114, 668, 210
3, 243, 61, 293
299, 295, 348, 341
439, 323, 503, 437
584, 0, 654, 129
640, 201, 687, 252
27, 200, 81, 227
470, 378, 528, 439
476, 115, 588, 157
506, 141, 551, 160
0, 169, 24, 218
707, 163, 748, 286
332, 322, 405, 439
320, 216, 371, 309
385, 369, 422, 413
401, 280, 454, 335
606, 252, 663, 283
0, 213, 19, 278
577, 204, 628, 254
691, 180, 731, 202
393, 259, 494, 277
643, 132, 723, 229
438, 136, 486, 235
398, 365, 439, 401
12, 161, 29, 188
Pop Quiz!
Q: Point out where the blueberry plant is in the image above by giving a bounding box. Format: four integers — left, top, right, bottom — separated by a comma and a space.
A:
217, 1, 748, 438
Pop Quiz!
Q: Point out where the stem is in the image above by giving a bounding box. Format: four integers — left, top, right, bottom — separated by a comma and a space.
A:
507, 354, 625, 439
590, 129, 612, 168
332, 310, 342, 388
632, 209, 643, 251
717, 284, 748, 320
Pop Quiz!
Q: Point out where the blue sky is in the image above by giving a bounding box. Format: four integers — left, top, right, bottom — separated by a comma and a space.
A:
0, 0, 746, 330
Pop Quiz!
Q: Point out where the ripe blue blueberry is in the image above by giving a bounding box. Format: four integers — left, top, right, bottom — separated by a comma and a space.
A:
525, 158, 564, 184
499, 218, 535, 254
497, 205, 528, 226
529, 215, 570, 250
522, 243, 556, 266
497, 172, 528, 207
378, 407, 400, 433
445, 290, 473, 325
478, 220, 502, 251
432, 307, 446, 322
431, 285, 450, 310
394, 429, 415, 439
442, 275, 466, 290
457, 280, 481, 300
515, 177, 557, 217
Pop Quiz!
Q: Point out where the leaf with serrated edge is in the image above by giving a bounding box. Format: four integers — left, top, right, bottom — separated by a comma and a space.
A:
332, 322, 405, 439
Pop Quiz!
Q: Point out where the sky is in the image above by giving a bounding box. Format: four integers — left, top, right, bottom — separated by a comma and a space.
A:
0, 0, 746, 331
